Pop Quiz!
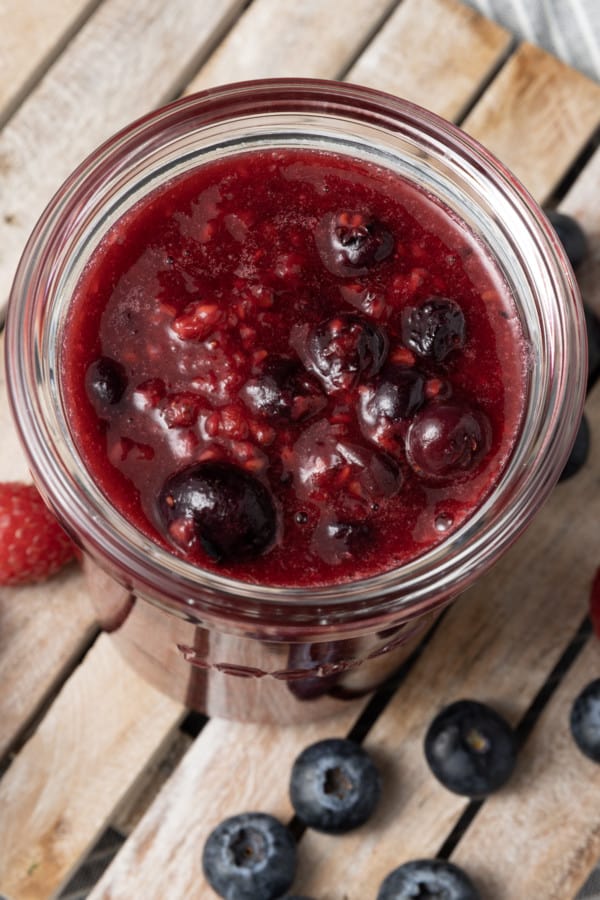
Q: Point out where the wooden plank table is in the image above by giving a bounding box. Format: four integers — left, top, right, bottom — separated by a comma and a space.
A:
1, 1, 600, 897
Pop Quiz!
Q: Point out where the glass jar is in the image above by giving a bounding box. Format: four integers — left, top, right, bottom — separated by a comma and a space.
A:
5, 79, 586, 723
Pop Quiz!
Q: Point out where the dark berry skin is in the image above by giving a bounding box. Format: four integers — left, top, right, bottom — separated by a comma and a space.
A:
159, 461, 276, 562
241, 356, 325, 421
547, 210, 588, 270
312, 517, 374, 566
570, 678, 600, 762
406, 401, 491, 481
559, 413, 589, 482
202, 812, 296, 900
317, 210, 394, 277
402, 297, 466, 362
289, 738, 381, 833
424, 699, 517, 797
358, 366, 426, 450
377, 859, 480, 900
305, 313, 389, 393
85, 356, 127, 406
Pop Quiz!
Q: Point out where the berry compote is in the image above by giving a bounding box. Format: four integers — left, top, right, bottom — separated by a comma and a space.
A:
61, 148, 526, 588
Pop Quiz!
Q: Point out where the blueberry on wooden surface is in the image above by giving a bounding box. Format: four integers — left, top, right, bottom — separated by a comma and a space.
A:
85, 356, 127, 406
159, 461, 276, 562
289, 737, 381, 833
202, 812, 296, 900
559, 413, 590, 482
424, 699, 517, 797
377, 859, 480, 900
546, 209, 588, 270
570, 678, 600, 762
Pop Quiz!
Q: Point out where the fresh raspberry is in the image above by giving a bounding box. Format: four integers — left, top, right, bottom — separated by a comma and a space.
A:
0, 482, 75, 585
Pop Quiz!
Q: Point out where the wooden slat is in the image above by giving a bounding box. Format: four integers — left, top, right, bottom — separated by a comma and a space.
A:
0, 0, 246, 306
0, 569, 96, 760
0, 634, 184, 900
452, 638, 600, 899
463, 42, 600, 204
184, 0, 397, 93
0, 0, 96, 122
88, 704, 367, 899
346, 0, 512, 121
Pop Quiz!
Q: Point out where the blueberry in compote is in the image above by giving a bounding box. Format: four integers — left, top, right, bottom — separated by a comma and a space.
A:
317, 210, 394, 277
159, 461, 276, 562
289, 738, 381, 833
406, 401, 491, 481
312, 516, 373, 566
202, 812, 296, 900
424, 699, 517, 796
358, 366, 426, 452
377, 859, 479, 900
401, 297, 466, 362
241, 356, 325, 421
85, 356, 127, 407
303, 313, 389, 393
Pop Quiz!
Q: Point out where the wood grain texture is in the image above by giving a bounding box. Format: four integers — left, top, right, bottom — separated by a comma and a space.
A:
463, 41, 600, 203
452, 638, 600, 899
0, 0, 246, 307
347, 0, 512, 121
185, 0, 397, 92
88, 703, 367, 899
0, 634, 184, 900
0, 0, 96, 121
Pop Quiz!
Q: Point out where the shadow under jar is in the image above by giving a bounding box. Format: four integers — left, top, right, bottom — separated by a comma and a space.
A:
5, 79, 586, 723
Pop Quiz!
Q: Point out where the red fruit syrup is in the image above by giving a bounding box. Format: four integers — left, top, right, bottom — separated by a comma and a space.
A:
60, 148, 527, 588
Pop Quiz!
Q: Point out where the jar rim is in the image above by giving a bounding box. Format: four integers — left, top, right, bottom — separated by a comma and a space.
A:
5, 78, 586, 631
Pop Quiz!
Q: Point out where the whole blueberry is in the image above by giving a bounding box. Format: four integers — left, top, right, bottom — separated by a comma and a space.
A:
289, 738, 381, 833
305, 313, 389, 393
401, 297, 466, 362
406, 401, 491, 482
358, 366, 426, 450
317, 210, 394, 277
424, 699, 517, 796
241, 356, 324, 421
159, 461, 276, 562
85, 356, 127, 406
546, 210, 588, 270
559, 413, 590, 482
377, 859, 479, 900
202, 812, 296, 900
570, 678, 600, 762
